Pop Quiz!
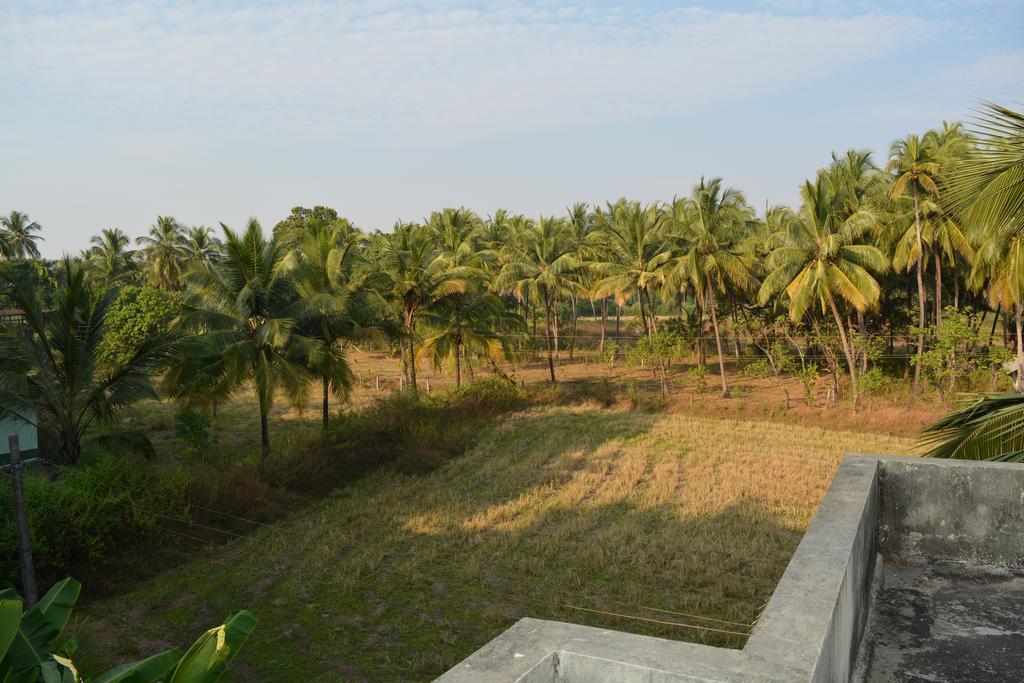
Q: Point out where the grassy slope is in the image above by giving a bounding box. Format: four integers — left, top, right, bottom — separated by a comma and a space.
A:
75, 406, 914, 681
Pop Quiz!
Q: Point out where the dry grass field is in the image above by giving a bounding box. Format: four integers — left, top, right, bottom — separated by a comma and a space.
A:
122, 345, 940, 469
75, 404, 916, 681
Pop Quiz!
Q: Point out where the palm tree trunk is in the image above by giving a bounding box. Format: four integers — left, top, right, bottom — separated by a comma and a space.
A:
553, 294, 560, 359
322, 377, 330, 429
569, 294, 578, 361
531, 304, 537, 353
407, 334, 417, 392
707, 280, 728, 398
1016, 302, 1024, 393
827, 295, 859, 403
696, 299, 706, 367
911, 192, 926, 406
858, 309, 868, 372
455, 339, 462, 389
637, 290, 650, 336
599, 298, 607, 353
990, 303, 1002, 346
60, 431, 81, 466
260, 410, 270, 466
646, 287, 659, 334
934, 252, 943, 327
954, 271, 960, 310
544, 295, 556, 383
730, 297, 741, 362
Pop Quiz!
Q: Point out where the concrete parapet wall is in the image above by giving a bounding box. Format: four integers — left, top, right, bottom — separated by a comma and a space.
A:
877, 457, 1024, 568
745, 455, 879, 682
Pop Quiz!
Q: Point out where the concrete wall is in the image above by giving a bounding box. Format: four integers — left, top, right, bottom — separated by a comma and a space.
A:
877, 458, 1024, 568
0, 409, 38, 465
745, 455, 879, 683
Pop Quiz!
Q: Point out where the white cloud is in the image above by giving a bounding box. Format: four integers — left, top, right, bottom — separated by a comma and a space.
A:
0, 2, 934, 147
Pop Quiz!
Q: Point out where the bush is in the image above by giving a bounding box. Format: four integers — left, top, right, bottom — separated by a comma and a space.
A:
686, 365, 709, 393
796, 364, 820, 407
741, 359, 773, 379
858, 367, 891, 398
99, 285, 181, 365
0, 378, 530, 593
174, 408, 213, 459
0, 456, 171, 588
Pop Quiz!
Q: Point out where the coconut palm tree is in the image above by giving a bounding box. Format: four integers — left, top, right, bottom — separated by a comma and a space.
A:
0, 211, 43, 260
428, 208, 482, 262
759, 176, 886, 401
290, 220, 391, 426
953, 104, 1024, 390
419, 291, 523, 388
920, 104, 1024, 461
0, 258, 172, 465
379, 222, 470, 391
564, 202, 596, 358
181, 225, 223, 264
87, 228, 136, 282
591, 200, 671, 337
137, 216, 187, 289
921, 393, 1024, 461
168, 219, 312, 464
496, 216, 577, 382
888, 135, 942, 403
673, 177, 757, 397
948, 103, 1024, 244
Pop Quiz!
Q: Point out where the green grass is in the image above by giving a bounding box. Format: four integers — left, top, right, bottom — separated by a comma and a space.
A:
73, 406, 914, 681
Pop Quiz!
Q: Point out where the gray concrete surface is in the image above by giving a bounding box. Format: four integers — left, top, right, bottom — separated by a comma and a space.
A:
437, 455, 1024, 682
854, 559, 1024, 682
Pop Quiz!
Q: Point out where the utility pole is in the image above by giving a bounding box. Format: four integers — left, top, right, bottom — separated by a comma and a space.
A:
9, 435, 37, 608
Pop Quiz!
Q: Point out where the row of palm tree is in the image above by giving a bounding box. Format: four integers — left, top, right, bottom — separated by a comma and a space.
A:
85, 220, 222, 288
2, 103, 1021, 463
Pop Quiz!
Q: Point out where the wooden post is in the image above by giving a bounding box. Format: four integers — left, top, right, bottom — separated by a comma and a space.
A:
9, 435, 37, 608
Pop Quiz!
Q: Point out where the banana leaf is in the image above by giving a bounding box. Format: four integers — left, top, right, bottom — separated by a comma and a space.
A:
167, 611, 257, 683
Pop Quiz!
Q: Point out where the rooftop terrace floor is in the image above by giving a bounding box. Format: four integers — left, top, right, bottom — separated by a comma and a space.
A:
856, 559, 1024, 682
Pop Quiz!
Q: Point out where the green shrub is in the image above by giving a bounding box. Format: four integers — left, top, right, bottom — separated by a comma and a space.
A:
99, 285, 181, 365
686, 365, 708, 393
859, 367, 891, 398
0, 378, 530, 593
0, 456, 170, 588
174, 408, 213, 459
741, 359, 773, 379
796, 364, 820, 407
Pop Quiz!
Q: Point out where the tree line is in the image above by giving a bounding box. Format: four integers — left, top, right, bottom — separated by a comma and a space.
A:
2, 102, 1022, 465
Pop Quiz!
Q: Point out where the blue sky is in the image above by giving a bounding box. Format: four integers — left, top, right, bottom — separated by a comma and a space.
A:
1, 1, 1022, 257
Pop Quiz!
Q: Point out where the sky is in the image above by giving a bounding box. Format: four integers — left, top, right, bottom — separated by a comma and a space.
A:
1, 1, 1022, 258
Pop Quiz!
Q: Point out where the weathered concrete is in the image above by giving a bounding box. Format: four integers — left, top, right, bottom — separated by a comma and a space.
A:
878, 457, 1024, 568
437, 455, 1024, 682
855, 559, 1024, 681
